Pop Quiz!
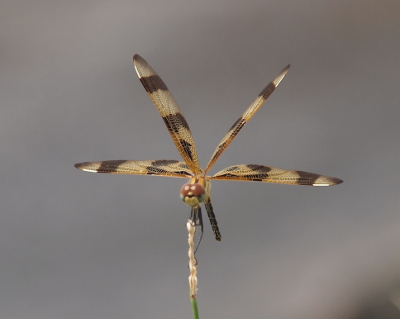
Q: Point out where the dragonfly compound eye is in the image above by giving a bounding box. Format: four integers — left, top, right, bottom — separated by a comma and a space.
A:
180, 183, 206, 206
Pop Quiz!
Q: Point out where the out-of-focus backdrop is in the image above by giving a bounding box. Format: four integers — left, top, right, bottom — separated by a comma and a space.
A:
1, 1, 400, 318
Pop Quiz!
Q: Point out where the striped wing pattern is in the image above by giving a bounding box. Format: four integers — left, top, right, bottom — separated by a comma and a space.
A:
133, 54, 202, 176
212, 164, 343, 186
75, 54, 343, 245
204, 64, 290, 174
74, 160, 192, 178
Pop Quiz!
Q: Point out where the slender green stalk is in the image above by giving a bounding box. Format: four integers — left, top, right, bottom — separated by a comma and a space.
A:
190, 295, 199, 319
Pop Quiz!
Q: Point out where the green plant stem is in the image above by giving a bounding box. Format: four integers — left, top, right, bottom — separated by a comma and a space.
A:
190, 295, 199, 319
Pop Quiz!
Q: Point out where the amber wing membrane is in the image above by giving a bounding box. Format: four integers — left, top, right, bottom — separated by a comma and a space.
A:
133, 54, 202, 176
204, 64, 290, 174
74, 159, 193, 178
212, 164, 343, 186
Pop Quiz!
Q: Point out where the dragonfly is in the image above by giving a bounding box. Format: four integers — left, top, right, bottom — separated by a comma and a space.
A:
75, 54, 342, 245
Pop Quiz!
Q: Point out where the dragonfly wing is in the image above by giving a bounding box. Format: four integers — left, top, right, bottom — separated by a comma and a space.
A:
75, 159, 193, 178
212, 164, 343, 186
204, 64, 290, 174
133, 54, 202, 175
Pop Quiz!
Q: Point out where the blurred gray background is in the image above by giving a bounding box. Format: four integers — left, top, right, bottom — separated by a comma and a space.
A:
1, 1, 400, 318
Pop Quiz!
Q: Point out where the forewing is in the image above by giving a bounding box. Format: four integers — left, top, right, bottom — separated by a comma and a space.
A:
212, 164, 343, 186
133, 54, 202, 175
204, 64, 290, 174
74, 159, 193, 178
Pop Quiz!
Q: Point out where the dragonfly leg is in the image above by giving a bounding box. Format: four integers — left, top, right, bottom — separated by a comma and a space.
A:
190, 205, 204, 253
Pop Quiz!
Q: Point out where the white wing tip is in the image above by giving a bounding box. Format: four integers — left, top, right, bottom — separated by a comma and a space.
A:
273, 64, 290, 87
81, 168, 98, 173
312, 183, 331, 187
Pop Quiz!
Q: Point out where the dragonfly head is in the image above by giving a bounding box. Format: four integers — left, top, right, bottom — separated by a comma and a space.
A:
180, 183, 206, 207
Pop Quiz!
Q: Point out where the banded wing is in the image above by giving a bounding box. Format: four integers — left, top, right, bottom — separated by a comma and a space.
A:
212, 164, 343, 186
204, 64, 290, 174
133, 54, 203, 176
74, 159, 193, 178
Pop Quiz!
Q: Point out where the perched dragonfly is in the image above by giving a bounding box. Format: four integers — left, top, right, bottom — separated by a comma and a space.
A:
75, 54, 342, 244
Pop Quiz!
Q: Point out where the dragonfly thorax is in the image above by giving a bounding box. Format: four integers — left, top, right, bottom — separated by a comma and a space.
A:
180, 183, 206, 207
